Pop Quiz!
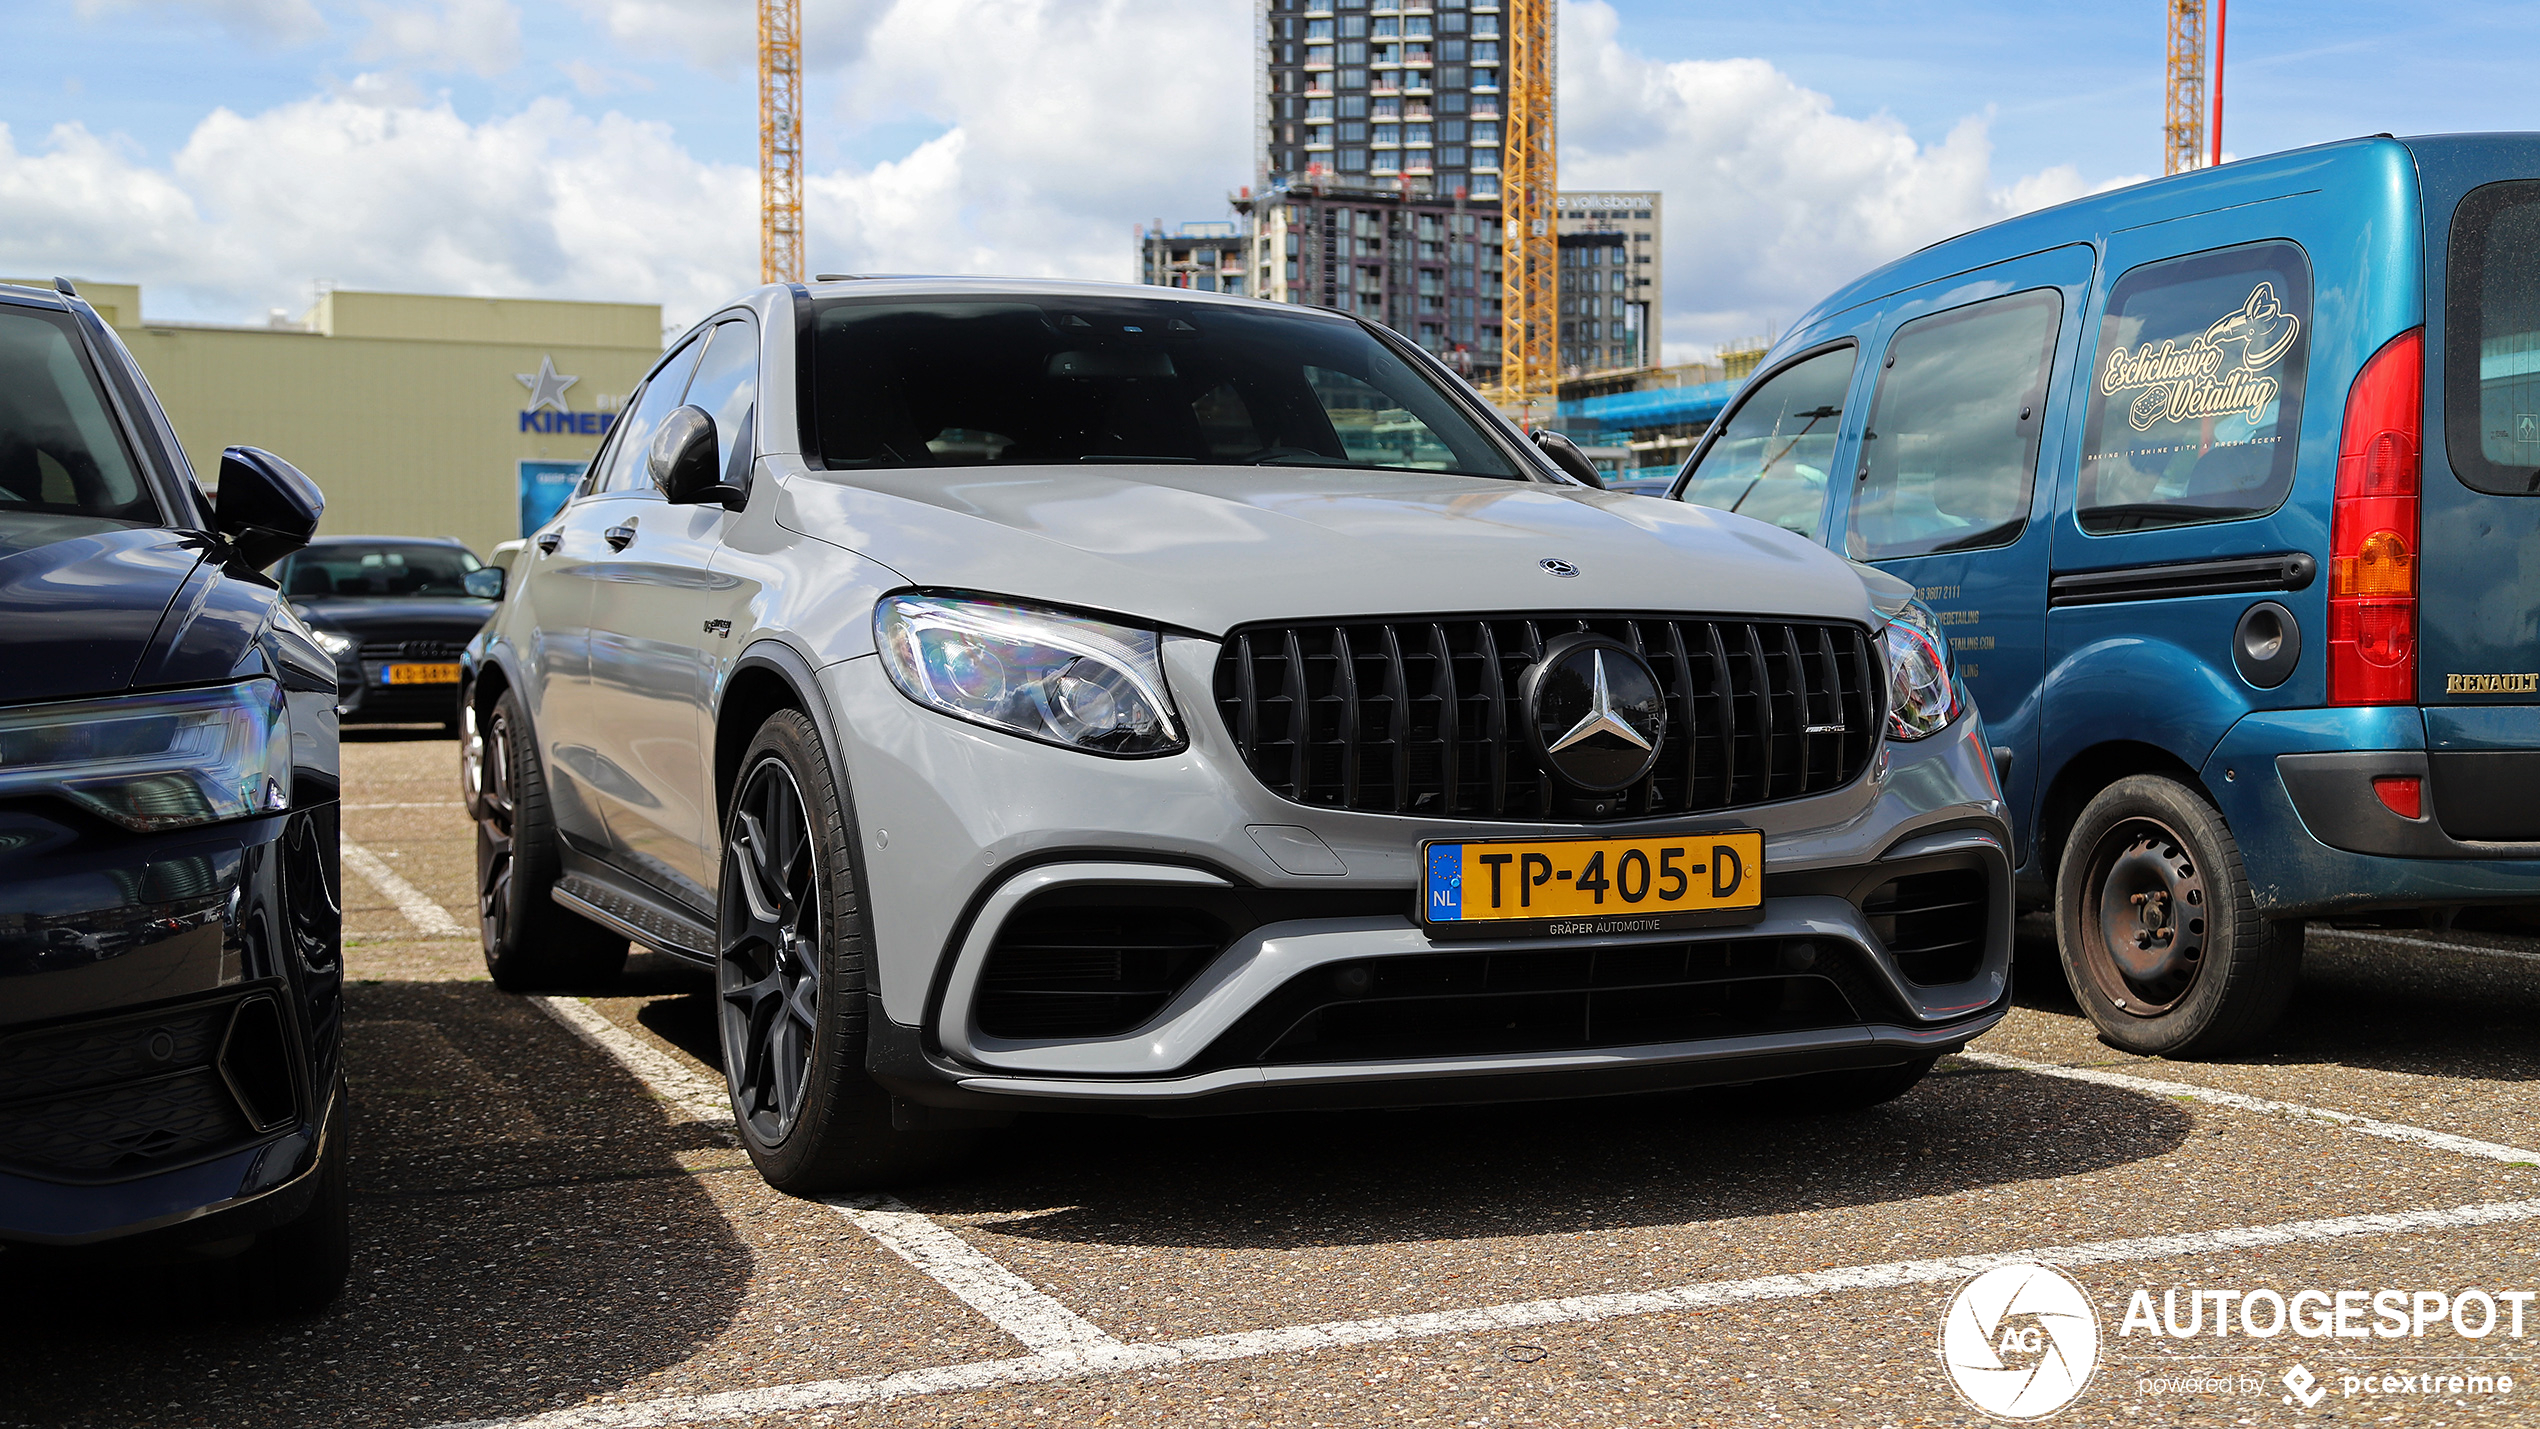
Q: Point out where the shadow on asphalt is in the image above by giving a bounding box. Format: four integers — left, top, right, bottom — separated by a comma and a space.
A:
0, 978, 749, 1429
342, 723, 459, 743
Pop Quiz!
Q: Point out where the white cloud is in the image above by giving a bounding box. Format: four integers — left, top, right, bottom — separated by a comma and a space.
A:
75, 0, 327, 47
564, 0, 897, 80
559, 58, 654, 97
1557, 1, 2136, 360
357, 0, 523, 78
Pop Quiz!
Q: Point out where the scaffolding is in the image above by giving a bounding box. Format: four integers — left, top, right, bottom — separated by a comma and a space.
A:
759, 0, 804, 284
2163, 0, 2207, 177
1495, 0, 1557, 424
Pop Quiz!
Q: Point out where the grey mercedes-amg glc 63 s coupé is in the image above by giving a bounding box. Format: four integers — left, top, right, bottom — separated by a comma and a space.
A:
460, 278, 2010, 1191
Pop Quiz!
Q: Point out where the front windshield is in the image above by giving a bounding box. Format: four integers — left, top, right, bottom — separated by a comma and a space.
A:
808, 296, 1520, 480
280, 543, 483, 598
0, 305, 156, 530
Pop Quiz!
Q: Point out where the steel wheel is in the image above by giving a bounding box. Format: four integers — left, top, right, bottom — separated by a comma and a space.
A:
2076, 816, 2207, 1017
718, 754, 823, 1147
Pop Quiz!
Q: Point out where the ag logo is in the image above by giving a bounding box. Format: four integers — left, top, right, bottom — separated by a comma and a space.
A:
1939, 1264, 2100, 1420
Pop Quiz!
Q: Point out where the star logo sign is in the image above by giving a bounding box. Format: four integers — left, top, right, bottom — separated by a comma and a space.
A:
515, 355, 580, 414
1547, 650, 1655, 755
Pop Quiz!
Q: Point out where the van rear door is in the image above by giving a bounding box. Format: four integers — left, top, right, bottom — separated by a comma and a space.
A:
2414, 135, 2540, 843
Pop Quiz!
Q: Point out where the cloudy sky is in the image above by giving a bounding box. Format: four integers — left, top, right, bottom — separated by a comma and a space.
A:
4, 0, 2532, 361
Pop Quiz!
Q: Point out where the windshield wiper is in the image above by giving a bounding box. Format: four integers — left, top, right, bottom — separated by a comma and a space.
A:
1077, 455, 1198, 463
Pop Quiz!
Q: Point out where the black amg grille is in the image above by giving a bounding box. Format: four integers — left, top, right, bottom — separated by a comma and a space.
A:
1195, 936, 1894, 1068
1212, 615, 1881, 821
977, 905, 1232, 1040
359, 639, 467, 661
1862, 869, 1991, 986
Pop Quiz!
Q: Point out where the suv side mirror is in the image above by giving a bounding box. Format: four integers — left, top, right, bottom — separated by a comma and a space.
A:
215, 447, 324, 569
463, 567, 505, 600
1532, 429, 1606, 489
649, 404, 744, 509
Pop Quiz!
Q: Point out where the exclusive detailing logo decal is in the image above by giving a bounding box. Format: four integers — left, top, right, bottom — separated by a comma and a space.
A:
2099, 281, 2301, 432
1939, 1264, 2101, 1420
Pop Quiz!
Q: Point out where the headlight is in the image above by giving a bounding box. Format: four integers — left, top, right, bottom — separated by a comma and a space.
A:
0, 679, 291, 830
1879, 601, 1962, 742
876, 594, 1184, 756
309, 627, 357, 660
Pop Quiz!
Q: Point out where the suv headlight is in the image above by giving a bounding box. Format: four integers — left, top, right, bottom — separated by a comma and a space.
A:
876, 594, 1184, 756
0, 679, 292, 830
1879, 601, 1962, 741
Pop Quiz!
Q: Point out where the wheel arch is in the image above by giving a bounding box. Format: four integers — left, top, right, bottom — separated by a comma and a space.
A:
2033, 740, 2214, 892
715, 639, 852, 829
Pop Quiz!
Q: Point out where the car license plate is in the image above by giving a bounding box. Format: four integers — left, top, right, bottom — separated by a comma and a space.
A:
1420, 830, 1766, 938
382, 662, 460, 685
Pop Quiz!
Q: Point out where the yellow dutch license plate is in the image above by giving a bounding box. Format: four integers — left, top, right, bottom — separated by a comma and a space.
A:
1421, 830, 1766, 937
384, 662, 460, 685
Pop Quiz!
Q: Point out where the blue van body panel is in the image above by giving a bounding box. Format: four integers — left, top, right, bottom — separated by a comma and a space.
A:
1688, 135, 2540, 920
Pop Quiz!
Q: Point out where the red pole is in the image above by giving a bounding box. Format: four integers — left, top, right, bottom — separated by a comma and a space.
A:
2210, 0, 2227, 167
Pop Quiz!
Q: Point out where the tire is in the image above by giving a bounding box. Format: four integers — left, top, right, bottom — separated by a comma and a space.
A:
1759, 1056, 1937, 1114
2054, 774, 2301, 1058
238, 1087, 351, 1315
715, 709, 979, 1193
474, 688, 627, 990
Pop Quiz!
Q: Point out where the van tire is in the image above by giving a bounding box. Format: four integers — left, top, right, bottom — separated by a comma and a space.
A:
476, 688, 629, 990
2054, 774, 2301, 1058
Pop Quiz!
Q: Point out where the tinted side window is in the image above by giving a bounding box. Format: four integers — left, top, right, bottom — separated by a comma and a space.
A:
2445, 179, 2540, 494
683, 319, 760, 487
1675, 345, 1854, 538
0, 306, 153, 524
1848, 289, 2060, 561
2077, 242, 2311, 534
596, 338, 704, 494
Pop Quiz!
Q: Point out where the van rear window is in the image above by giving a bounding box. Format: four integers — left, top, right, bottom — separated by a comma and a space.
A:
2445, 180, 2540, 494
2076, 242, 2311, 534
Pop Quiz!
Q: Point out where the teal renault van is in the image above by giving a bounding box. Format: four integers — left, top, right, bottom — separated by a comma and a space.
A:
1669, 134, 2540, 1057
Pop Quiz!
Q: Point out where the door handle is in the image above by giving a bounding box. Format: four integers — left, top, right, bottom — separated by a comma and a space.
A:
535, 531, 562, 554
604, 523, 637, 551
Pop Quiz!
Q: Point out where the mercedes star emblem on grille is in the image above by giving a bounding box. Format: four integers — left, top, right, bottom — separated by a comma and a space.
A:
1520, 634, 1668, 792
1539, 558, 1579, 577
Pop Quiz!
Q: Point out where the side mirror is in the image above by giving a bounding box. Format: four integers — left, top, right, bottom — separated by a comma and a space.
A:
463, 567, 505, 600
216, 447, 324, 569
1532, 429, 1605, 489
649, 404, 743, 509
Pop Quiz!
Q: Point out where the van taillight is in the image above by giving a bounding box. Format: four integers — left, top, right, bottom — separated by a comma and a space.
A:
2327, 327, 2424, 706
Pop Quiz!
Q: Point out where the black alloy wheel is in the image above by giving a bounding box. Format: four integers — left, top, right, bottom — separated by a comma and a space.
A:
2055, 774, 2301, 1058
712, 708, 986, 1192
474, 688, 627, 990
718, 753, 823, 1147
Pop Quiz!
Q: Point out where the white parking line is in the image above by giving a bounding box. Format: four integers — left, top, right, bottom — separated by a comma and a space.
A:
341, 839, 469, 937
1959, 1050, 2540, 1165
823, 1197, 1123, 1354
433, 1194, 2540, 1429
524, 996, 733, 1132
2310, 924, 2540, 966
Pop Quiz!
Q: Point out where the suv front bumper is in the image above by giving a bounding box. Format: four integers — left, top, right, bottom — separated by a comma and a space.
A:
822, 640, 2012, 1111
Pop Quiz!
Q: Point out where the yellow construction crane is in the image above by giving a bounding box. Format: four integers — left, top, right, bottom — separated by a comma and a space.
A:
759, 0, 804, 284
1496, 0, 1557, 424
2163, 0, 2207, 176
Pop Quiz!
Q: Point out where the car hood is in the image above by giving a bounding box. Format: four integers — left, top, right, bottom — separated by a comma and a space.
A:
290, 596, 497, 645
0, 521, 253, 702
777, 465, 1876, 635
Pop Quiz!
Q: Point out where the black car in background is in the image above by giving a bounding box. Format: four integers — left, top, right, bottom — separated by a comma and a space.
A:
277, 536, 498, 729
0, 279, 347, 1311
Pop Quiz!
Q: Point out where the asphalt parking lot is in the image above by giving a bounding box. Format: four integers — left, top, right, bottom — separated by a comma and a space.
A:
9, 732, 2540, 1428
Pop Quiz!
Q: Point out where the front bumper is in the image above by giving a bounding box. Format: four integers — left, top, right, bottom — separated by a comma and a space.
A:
823, 640, 2013, 1111
0, 804, 343, 1244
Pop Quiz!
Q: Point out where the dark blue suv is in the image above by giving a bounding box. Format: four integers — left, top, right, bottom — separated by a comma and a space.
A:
1671, 134, 2540, 1057
0, 280, 346, 1308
